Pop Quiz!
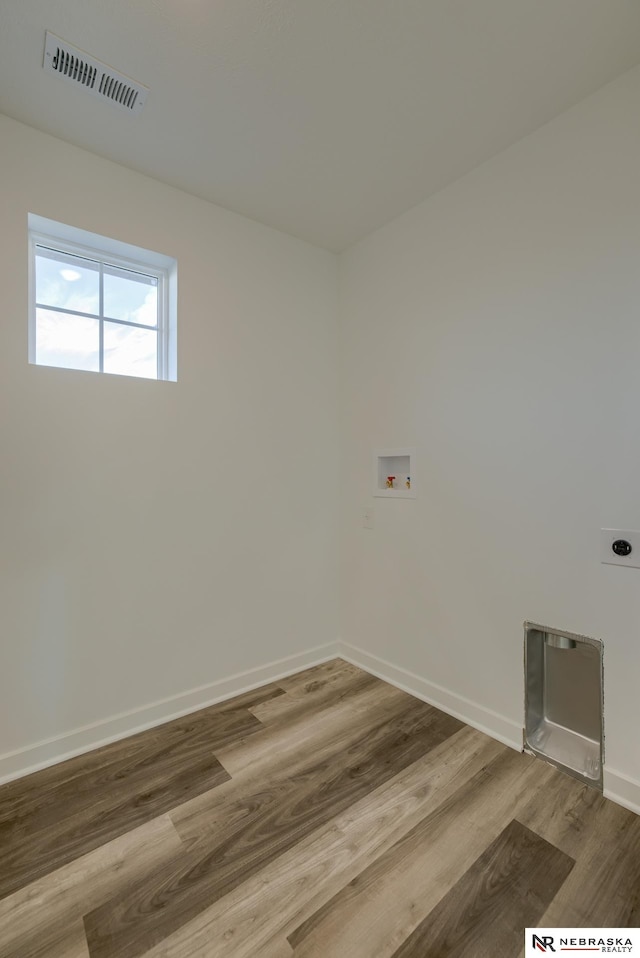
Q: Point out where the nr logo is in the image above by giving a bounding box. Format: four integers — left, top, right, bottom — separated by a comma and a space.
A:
532, 936, 556, 953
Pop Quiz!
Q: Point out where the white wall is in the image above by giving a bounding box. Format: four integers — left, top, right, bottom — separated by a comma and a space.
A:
0, 115, 339, 769
340, 66, 640, 800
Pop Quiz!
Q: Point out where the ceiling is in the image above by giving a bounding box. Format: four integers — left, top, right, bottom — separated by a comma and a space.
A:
1, 1, 639, 251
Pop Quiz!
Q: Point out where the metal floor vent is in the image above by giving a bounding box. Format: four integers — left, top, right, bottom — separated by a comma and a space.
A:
43, 32, 148, 115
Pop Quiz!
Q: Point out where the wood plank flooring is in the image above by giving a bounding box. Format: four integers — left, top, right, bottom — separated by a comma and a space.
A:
0, 658, 638, 958
389, 820, 573, 958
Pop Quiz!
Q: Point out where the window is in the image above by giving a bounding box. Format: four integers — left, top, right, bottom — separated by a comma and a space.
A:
28, 214, 177, 381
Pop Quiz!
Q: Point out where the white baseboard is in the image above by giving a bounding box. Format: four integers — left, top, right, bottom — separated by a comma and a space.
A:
604, 767, 640, 817
0, 641, 340, 786
338, 641, 523, 752
339, 641, 640, 816
5, 636, 640, 817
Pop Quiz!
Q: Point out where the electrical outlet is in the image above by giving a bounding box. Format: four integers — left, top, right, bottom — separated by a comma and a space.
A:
600, 528, 640, 569
362, 506, 374, 530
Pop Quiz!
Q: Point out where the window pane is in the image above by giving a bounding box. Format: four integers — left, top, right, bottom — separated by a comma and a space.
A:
103, 322, 158, 379
35, 308, 100, 372
104, 265, 158, 326
35, 247, 100, 316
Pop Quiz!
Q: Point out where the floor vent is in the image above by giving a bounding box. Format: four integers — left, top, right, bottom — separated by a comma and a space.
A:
43, 32, 148, 115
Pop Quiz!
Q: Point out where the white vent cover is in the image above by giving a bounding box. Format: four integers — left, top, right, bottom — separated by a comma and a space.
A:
43, 32, 148, 115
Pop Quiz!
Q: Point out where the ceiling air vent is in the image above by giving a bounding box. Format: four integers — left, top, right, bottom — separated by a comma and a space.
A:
43, 32, 148, 115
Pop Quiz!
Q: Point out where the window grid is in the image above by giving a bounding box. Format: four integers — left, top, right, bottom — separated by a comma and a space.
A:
30, 232, 170, 381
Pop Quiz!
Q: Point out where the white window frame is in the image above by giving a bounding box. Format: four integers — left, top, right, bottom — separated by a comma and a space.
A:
28, 213, 177, 381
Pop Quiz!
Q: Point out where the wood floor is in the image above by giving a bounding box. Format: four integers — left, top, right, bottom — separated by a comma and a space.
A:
1, 660, 639, 958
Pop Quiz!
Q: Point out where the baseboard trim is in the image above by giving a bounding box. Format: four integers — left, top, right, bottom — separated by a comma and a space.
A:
0, 641, 341, 786
604, 767, 640, 817
338, 641, 523, 752
340, 642, 640, 816
6, 638, 640, 815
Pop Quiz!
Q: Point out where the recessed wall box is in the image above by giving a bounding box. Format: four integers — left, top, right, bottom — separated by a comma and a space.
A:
524, 623, 603, 789
373, 448, 415, 499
